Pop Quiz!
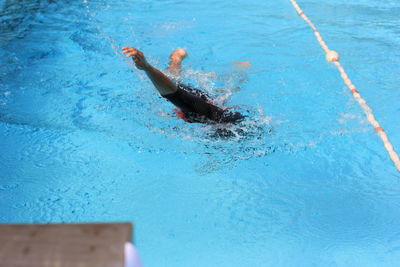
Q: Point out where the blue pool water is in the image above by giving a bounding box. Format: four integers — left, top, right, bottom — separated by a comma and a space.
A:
1, 0, 400, 266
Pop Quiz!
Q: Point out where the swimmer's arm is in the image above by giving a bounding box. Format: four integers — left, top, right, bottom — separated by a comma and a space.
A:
143, 65, 178, 96
122, 46, 177, 95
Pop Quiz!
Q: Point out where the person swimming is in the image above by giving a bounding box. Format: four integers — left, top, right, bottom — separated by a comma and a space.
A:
122, 46, 245, 124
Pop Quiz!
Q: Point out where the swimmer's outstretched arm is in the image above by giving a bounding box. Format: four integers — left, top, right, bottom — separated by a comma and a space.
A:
122, 46, 177, 96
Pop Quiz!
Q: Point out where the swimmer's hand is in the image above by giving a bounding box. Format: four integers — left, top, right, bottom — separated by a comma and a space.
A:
122, 47, 150, 70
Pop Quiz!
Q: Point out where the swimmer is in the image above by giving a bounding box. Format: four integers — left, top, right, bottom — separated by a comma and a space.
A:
122, 46, 246, 124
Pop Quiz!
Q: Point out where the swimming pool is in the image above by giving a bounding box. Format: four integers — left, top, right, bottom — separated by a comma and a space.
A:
1, 0, 400, 266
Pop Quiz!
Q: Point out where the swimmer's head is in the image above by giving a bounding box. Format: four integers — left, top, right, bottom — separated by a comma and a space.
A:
220, 111, 245, 124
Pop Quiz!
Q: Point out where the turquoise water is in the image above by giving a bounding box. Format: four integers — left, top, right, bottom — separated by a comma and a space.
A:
1, 0, 400, 266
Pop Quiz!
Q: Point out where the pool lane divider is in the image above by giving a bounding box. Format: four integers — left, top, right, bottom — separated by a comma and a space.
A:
289, 0, 400, 171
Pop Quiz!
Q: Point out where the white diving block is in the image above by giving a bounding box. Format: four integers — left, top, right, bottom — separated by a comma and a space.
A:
125, 242, 143, 267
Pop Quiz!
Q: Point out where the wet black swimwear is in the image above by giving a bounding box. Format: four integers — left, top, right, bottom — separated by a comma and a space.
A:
162, 83, 244, 123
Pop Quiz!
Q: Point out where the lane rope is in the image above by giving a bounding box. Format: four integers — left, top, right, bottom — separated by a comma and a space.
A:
289, 0, 400, 171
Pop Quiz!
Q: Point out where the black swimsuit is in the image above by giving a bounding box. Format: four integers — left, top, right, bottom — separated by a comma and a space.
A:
162, 84, 244, 123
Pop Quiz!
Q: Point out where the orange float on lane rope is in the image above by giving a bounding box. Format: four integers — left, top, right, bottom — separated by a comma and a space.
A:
326, 50, 339, 62
289, 0, 400, 172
